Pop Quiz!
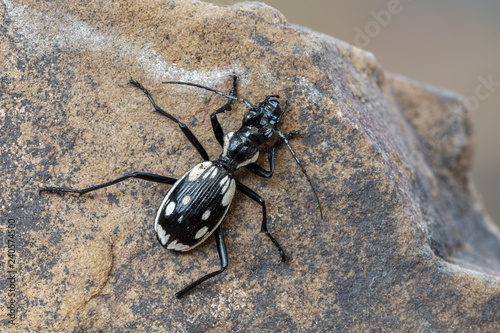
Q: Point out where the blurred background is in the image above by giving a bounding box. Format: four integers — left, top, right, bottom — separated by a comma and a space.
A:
205, 0, 500, 226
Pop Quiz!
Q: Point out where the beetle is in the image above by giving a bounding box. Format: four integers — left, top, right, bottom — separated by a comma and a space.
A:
40, 76, 323, 298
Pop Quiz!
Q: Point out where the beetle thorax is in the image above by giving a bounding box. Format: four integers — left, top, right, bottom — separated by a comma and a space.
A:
218, 131, 259, 172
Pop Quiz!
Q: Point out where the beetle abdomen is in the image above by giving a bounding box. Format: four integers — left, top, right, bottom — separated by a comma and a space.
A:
155, 161, 236, 251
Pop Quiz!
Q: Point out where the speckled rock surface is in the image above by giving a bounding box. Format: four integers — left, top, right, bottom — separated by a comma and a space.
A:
1, 0, 499, 331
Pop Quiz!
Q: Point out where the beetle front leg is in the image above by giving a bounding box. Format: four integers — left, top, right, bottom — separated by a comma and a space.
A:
245, 131, 301, 178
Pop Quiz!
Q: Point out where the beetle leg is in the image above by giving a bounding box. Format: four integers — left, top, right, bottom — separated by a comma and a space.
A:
175, 225, 228, 298
210, 75, 238, 146
130, 79, 210, 161
236, 181, 288, 262
39, 172, 177, 195
245, 131, 301, 178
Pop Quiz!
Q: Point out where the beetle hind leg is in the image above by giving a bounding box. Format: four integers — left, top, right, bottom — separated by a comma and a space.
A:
175, 225, 228, 298
40, 172, 177, 195
236, 181, 288, 262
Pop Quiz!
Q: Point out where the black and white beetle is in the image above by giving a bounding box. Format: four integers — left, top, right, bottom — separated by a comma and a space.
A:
40, 76, 322, 298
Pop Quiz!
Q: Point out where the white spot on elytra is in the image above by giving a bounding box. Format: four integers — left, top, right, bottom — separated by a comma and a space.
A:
209, 167, 218, 179
188, 204, 232, 250
177, 215, 183, 223
189, 161, 212, 181
165, 201, 176, 216
202, 210, 211, 220
202, 166, 219, 180
220, 176, 230, 193
222, 179, 236, 206
195, 226, 209, 239
156, 173, 187, 225
202, 166, 213, 179
157, 226, 170, 246
167, 240, 190, 251
182, 195, 191, 205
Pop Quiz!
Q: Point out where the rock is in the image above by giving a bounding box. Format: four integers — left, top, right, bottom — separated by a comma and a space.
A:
1, 0, 499, 331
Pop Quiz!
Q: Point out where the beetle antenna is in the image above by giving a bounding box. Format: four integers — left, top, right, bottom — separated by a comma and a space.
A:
162, 80, 257, 110
277, 128, 324, 220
